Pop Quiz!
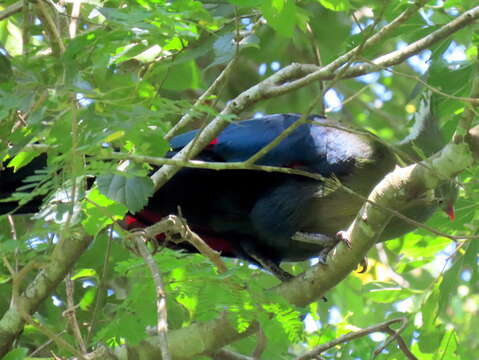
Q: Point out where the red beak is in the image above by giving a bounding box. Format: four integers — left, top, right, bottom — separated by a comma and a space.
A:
446, 203, 455, 221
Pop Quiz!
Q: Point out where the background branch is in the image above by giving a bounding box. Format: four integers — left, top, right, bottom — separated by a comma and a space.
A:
150, 5, 479, 191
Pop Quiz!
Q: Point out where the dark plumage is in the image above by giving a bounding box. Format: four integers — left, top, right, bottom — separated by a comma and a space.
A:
124, 113, 456, 277
0, 109, 456, 279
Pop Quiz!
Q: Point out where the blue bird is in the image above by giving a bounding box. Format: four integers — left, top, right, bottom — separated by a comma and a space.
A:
1, 107, 457, 280
123, 112, 456, 279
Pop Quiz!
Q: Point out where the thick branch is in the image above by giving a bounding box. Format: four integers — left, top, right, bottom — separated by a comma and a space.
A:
0, 1, 22, 21
0, 234, 93, 357
295, 317, 412, 360
99, 125, 479, 359
150, 5, 479, 191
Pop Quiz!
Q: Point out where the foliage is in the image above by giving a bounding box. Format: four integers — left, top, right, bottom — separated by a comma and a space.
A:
0, 0, 478, 359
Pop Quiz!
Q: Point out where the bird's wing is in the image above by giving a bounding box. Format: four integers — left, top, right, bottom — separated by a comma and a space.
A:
169, 113, 356, 175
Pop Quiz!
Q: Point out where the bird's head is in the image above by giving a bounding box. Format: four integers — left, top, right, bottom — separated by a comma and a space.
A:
435, 180, 458, 221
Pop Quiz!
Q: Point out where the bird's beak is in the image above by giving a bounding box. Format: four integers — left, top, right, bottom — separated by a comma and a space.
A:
446, 203, 455, 221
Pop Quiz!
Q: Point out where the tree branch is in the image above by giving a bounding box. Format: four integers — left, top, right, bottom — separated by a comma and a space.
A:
133, 233, 171, 360
295, 317, 414, 360
127, 214, 228, 274
106, 123, 479, 360
150, 5, 479, 192
0, 234, 93, 357
0, 1, 22, 21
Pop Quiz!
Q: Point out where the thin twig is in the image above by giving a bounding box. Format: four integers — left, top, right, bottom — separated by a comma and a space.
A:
63, 100, 79, 231
35, 0, 65, 55
213, 348, 255, 360
104, 151, 474, 241
133, 233, 171, 360
380, 327, 417, 360
86, 225, 114, 344
376, 243, 410, 288
22, 1, 31, 55
252, 326, 267, 359
11, 262, 88, 359
64, 273, 87, 353
0, 1, 22, 21
151, 3, 479, 193
305, 22, 325, 114
295, 317, 414, 360
69, 0, 82, 38
7, 215, 19, 273
454, 52, 479, 142
360, 57, 479, 105
164, 58, 238, 141
373, 317, 410, 357
130, 215, 228, 274
29, 330, 67, 357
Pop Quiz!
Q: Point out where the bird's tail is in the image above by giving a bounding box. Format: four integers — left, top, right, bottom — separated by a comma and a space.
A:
0, 154, 47, 215
397, 90, 445, 162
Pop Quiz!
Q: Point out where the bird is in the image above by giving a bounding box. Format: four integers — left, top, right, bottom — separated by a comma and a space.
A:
124, 112, 456, 278
0, 99, 457, 280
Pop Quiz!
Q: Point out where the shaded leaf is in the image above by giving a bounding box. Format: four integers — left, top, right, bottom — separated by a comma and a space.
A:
317, 0, 350, 12
97, 174, 154, 213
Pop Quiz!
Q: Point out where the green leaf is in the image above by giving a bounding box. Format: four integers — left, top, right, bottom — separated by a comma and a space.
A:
71, 268, 97, 280
97, 174, 154, 213
2, 348, 28, 360
464, 237, 479, 285
98, 8, 153, 30
4, 21, 23, 56
137, 81, 156, 98
7, 151, 40, 172
439, 256, 463, 315
261, 0, 297, 38
419, 284, 443, 353
317, 0, 350, 12
363, 282, 415, 303
152, 61, 201, 91
82, 188, 128, 235
226, 0, 263, 7
209, 33, 235, 68
437, 329, 459, 359
0, 52, 12, 82
80, 287, 97, 311
396, 233, 451, 258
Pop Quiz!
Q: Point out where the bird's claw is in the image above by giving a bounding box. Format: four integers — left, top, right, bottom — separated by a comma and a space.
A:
336, 230, 351, 248
293, 230, 352, 265
336, 231, 367, 273
317, 247, 333, 265
357, 256, 368, 273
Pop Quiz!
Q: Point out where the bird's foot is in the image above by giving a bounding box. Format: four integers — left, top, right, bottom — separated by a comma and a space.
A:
293, 231, 353, 265
316, 246, 333, 265
292, 232, 337, 265
336, 231, 368, 273
335, 230, 352, 248
357, 256, 368, 273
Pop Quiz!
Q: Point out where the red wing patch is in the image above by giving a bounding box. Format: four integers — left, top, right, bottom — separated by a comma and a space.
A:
206, 138, 219, 149
136, 209, 164, 224
123, 215, 144, 229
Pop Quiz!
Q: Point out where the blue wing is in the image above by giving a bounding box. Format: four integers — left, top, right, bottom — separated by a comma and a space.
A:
170, 113, 368, 177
